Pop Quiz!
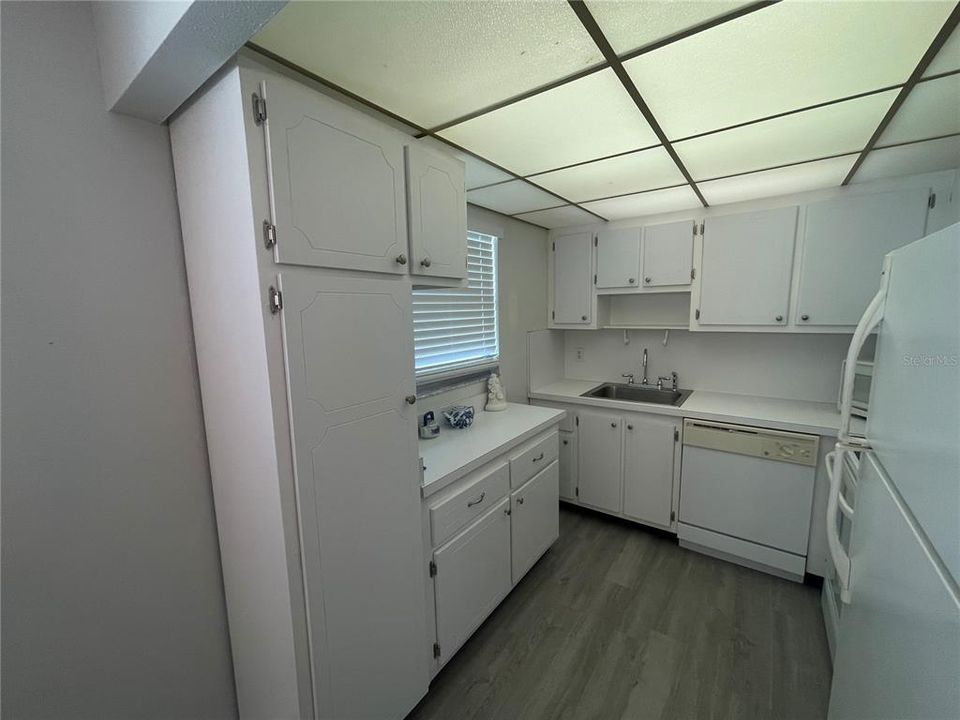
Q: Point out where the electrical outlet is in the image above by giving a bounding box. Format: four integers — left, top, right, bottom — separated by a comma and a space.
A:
576, 347, 584, 361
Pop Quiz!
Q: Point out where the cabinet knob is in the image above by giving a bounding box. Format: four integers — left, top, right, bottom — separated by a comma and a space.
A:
504, 507, 511, 516
644, 276, 652, 283
562, 440, 568, 445
395, 253, 407, 265
801, 314, 810, 321
627, 424, 634, 430
517, 497, 525, 505
405, 395, 417, 405
776, 315, 783, 322
420, 256, 432, 268
611, 422, 618, 428
629, 277, 636, 284
581, 315, 588, 321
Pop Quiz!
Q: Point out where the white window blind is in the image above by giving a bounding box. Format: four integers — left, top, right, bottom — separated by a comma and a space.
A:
413, 232, 499, 376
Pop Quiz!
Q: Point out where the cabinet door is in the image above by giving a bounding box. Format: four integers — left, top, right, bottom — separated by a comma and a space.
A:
643, 220, 694, 288
433, 498, 512, 665
795, 188, 929, 326
552, 231, 593, 324
263, 75, 408, 273
577, 410, 623, 513
697, 206, 798, 326
596, 228, 641, 289
623, 415, 677, 529
511, 461, 560, 584
405, 144, 468, 280
278, 270, 427, 717
558, 431, 578, 501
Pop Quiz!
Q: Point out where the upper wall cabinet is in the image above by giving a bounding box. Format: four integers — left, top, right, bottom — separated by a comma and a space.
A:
794, 187, 931, 326
596, 228, 640, 289
642, 220, 694, 288
694, 206, 798, 327
263, 75, 409, 274
550, 231, 595, 327
405, 144, 468, 281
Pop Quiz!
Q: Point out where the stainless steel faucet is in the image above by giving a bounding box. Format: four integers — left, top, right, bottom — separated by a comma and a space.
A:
657, 372, 679, 391
641, 348, 649, 386
621, 373, 636, 385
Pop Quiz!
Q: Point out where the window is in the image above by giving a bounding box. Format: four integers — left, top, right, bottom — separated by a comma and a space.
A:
413, 232, 499, 377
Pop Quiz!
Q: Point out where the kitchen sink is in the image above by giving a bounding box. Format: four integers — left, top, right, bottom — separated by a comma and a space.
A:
581, 383, 692, 407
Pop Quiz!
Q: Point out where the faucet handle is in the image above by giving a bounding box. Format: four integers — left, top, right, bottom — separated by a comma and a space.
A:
657, 375, 672, 391
621, 373, 635, 385
671, 371, 678, 390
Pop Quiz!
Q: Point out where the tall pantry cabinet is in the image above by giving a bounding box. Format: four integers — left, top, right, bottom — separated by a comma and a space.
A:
170, 59, 464, 720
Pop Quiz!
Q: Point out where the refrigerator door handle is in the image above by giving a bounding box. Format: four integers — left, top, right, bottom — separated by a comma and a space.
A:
839, 286, 885, 445
826, 448, 853, 603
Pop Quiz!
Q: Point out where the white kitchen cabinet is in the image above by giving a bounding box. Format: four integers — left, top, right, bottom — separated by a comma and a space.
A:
695, 206, 798, 327
433, 499, 512, 666
551, 231, 594, 326
558, 431, 577, 501
405, 143, 468, 281
642, 220, 694, 288
511, 462, 560, 584
622, 414, 679, 530
170, 61, 430, 720
577, 410, 623, 513
596, 228, 641, 289
794, 187, 930, 326
262, 71, 409, 274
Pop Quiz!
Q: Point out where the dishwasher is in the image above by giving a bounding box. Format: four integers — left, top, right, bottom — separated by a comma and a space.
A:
678, 419, 819, 581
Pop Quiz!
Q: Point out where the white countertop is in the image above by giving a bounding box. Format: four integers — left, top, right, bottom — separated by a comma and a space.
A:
420, 403, 566, 498
529, 379, 860, 437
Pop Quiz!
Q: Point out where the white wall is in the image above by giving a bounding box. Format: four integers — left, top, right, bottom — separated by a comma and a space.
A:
564, 329, 852, 403
1, 3, 237, 718
469, 205, 549, 403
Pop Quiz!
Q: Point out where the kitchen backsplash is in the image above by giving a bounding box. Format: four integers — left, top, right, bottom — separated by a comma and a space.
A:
561, 329, 853, 403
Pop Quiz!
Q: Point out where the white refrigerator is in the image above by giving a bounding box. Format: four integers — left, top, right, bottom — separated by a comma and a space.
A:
825, 223, 960, 719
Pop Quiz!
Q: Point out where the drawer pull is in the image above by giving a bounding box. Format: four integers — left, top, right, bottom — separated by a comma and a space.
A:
532, 452, 545, 463
517, 497, 525, 505
466, 491, 486, 508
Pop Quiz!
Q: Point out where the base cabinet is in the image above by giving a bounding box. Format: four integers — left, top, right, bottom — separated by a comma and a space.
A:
623, 415, 679, 529
512, 462, 560, 583
577, 410, 624, 513
558, 431, 577, 500
433, 499, 512, 666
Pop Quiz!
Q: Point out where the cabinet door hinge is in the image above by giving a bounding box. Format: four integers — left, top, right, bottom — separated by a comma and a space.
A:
433, 643, 441, 659
594, 235, 598, 247
674, 427, 679, 442
552, 241, 556, 251
670, 510, 676, 522
429, 560, 437, 577
690, 267, 696, 280
694, 308, 701, 320
593, 274, 597, 285
262, 220, 277, 249
251, 92, 267, 125
928, 193, 937, 209
551, 310, 555, 320
575, 487, 579, 497
268, 286, 283, 314
575, 415, 579, 427
698, 221, 705, 235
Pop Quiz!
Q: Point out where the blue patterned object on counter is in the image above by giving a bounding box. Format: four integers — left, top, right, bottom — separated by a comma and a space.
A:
443, 405, 475, 429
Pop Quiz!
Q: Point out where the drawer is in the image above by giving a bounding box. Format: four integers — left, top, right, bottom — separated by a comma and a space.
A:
430, 462, 509, 546
509, 431, 559, 489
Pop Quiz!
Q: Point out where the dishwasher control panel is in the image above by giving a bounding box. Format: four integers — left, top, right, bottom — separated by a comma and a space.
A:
760, 437, 817, 466
683, 419, 819, 467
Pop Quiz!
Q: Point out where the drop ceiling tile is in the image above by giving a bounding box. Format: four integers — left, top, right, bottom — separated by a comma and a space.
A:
514, 205, 599, 229
252, 1, 604, 128
439, 68, 659, 176
924, 25, 960, 77
532, 146, 684, 202
418, 137, 515, 189
586, 0, 751, 56
467, 180, 562, 216
677, 91, 897, 181
855, 136, 960, 184
625, 1, 954, 139
699, 156, 857, 206
582, 185, 701, 220
878, 74, 960, 146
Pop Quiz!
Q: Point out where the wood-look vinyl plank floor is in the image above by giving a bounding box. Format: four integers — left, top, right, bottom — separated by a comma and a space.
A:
407, 504, 832, 720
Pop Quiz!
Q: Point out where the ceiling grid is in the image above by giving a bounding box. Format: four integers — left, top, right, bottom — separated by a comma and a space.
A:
250, 0, 960, 226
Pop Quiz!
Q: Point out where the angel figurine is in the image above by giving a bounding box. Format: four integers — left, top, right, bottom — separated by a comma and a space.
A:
485, 372, 507, 412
